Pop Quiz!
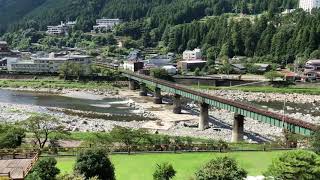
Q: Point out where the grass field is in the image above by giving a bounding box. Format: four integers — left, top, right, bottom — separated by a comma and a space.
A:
56, 151, 286, 180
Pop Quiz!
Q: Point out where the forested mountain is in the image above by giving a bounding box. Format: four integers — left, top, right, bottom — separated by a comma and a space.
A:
1, 0, 297, 32
0, 0, 45, 33
3, 0, 319, 65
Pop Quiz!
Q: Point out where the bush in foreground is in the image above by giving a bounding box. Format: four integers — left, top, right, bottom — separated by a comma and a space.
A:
153, 162, 176, 180
264, 150, 320, 180
195, 156, 247, 180
27, 157, 60, 180
74, 148, 115, 180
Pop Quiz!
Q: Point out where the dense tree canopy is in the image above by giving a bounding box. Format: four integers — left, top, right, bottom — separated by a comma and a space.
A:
264, 150, 320, 180
74, 148, 115, 180
0, 124, 25, 149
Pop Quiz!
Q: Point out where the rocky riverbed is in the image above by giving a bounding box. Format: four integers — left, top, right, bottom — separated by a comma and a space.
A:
2, 87, 314, 142
199, 89, 320, 125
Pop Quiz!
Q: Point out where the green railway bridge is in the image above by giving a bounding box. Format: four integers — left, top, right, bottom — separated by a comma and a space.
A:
122, 71, 317, 141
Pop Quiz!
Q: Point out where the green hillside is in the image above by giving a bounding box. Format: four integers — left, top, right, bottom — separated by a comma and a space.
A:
1, 0, 298, 32
0, 0, 45, 32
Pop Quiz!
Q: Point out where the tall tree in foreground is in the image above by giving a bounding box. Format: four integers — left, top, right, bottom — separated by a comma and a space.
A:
195, 156, 247, 180
22, 114, 65, 149
264, 150, 320, 180
153, 162, 176, 180
74, 148, 115, 180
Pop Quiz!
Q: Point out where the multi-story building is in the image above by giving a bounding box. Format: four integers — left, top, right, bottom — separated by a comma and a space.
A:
92, 18, 121, 32
7, 53, 92, 73
183, 48, 202, 61
47, 21, 76, 35
299, 0, 320, 11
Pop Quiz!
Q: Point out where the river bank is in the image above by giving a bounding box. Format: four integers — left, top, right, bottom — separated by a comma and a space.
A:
0, 87, 283, 142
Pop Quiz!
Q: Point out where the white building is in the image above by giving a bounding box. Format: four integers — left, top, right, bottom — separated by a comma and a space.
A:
7, 53, 92, 73
183, 48, 202, 61
144, 55, 172, 67
299, 0, 320, 11
47, 21, 76, 35
162, 65, 177, 75
93, 18, 121, 32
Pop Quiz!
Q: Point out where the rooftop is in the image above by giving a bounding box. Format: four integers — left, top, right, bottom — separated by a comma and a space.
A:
306, 59, 320, 64
179, 60, 206, 63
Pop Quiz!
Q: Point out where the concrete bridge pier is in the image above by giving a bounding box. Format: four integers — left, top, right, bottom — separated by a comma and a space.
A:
153, 87, 162, 104
173, 94, 181, 114
199, 103, 209, 130
139, 83, 147, 96
128, 80, 136, 90
232, 114, 244, 142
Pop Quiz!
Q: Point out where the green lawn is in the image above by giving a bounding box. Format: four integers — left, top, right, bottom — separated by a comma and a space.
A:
56, 151, 286, 180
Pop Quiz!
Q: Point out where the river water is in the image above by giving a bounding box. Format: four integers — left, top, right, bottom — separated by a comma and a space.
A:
0, 89, 135, 114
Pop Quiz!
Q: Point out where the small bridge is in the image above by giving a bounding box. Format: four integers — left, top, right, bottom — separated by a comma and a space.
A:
122, 71, 317, 141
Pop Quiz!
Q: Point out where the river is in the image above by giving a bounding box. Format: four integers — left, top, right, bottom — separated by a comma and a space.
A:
0, 89, 135, 114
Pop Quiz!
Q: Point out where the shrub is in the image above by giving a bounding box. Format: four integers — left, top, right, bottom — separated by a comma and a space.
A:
264, 150, 320, 180
311, 127, 320, 154
0, 124, 25, 148
195, 156, 247, 180
153, 162, 176, 180
30, 157, 60, 180
74, 148, 115, 180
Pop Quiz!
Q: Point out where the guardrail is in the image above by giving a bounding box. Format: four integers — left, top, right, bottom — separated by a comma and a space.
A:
22, 152, 39, 178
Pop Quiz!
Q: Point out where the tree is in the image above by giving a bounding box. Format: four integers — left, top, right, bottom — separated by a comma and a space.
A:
206, 47, 218, 66
245, 63, 260, 74
187, 39, 197, 50
153, 162, 176, 180
264, 71, 284, 81
194, 67, 201, 76
25, 172, 42, 180
21, 114, 66, 149
264, 150, 320, 180
310, 49, 320, 59
311, 127, 320, 154
59, 62, 87, 80
151, 68, 174, 81
74, 148, 115, 180
59, 62, 74, 80
195, 157, 247, 180
28, 157, 60, 180
110, 126, 148, 154
218, 63, 232, 74
0, 124, 25, 148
